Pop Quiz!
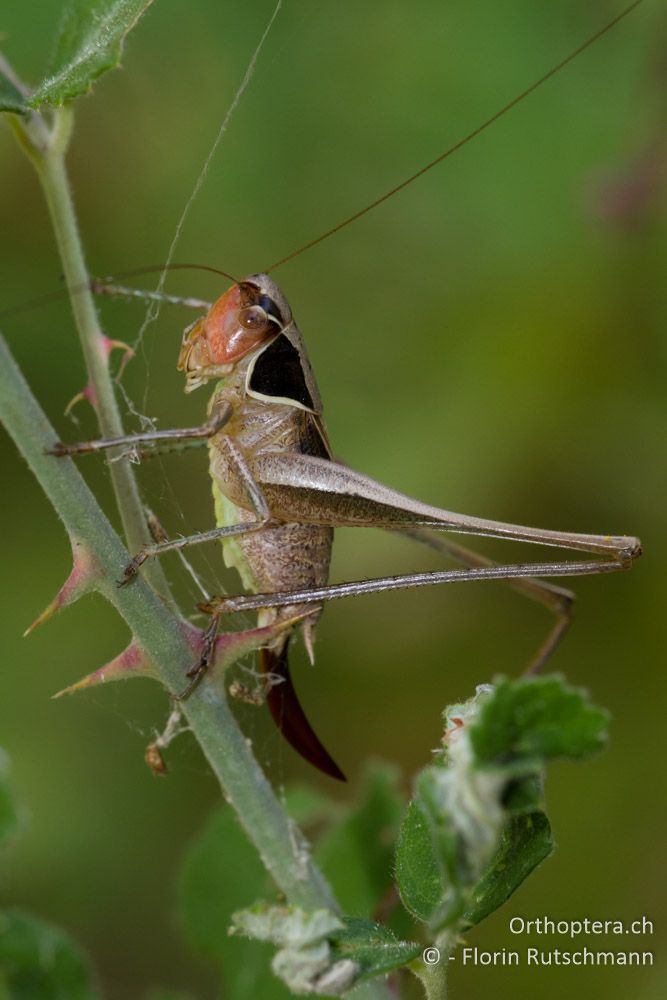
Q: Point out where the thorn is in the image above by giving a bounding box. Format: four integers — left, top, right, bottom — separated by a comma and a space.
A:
211, 615, 308, 673
171, 615, 306, 700
24, 541, 101, 636
52, 638, 154, 698
100, 336, 135, 382
63, 384, 97, 420
50, 616, 305, 701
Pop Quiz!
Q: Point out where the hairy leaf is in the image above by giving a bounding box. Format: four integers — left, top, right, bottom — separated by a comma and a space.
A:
395, 799, 454, 926
329, 917, 421, 983
395, 678, 608, 936
463, 811, 554, 928
470, 676, 609, 766
30, 0, 154, 108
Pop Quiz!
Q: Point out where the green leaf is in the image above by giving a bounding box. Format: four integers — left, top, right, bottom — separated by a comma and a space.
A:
395, 798, 457, 926
29, 0, 155, 109
470, 676, 609, 766
329, 917, 421, 983
0, 910, 100, 1000
395, 679, 601, 935
316, 762, 404, 916
0, 72, 27, 115
395, 754, 506, 931
463, 811, 554, 929
177, 807, 292, 1000
0, 750, 22, 847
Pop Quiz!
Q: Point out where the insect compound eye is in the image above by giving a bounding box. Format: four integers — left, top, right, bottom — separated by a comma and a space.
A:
238, 305, 269, 330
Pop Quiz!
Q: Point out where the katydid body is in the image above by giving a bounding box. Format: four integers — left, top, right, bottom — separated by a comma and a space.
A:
190, 282, 340, 778
51, 273, 641, 781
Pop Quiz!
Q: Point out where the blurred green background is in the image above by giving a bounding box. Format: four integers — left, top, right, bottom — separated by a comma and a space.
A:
1, 1, 665, 997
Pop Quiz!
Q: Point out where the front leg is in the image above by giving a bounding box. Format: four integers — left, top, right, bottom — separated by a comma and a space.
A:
48, 402, 232, 457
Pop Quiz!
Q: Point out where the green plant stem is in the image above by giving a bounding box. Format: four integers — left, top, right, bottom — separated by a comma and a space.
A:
411, 938, 450, 1000
12, 104, 167, 596
415, 963, 448, 1000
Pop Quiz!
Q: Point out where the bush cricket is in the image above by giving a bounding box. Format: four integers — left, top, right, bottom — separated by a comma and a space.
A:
45, 5, 644, 781
49, 264, 641, 779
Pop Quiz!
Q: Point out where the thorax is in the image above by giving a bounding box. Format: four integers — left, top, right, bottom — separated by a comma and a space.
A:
205, 372, 329, 509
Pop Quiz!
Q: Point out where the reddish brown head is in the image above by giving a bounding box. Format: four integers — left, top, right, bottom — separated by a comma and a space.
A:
177, 275, 287, 392
177, 273, 324, 414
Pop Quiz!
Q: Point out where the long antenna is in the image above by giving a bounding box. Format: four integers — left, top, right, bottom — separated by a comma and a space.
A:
0, 263, 237, 320
265, 0, 644, 273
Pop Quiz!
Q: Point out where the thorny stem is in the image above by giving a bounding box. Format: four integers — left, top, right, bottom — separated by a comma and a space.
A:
10, 103, 169, 596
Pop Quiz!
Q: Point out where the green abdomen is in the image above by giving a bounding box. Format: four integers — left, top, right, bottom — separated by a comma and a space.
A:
211, 476, 258, 593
